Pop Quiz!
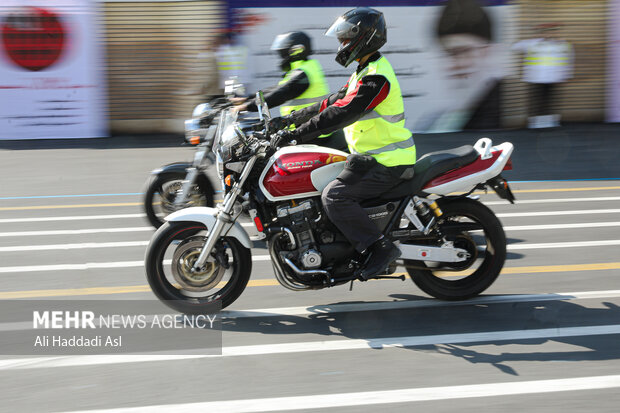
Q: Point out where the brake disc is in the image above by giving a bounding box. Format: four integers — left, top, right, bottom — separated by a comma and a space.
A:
171, 236, 225, 292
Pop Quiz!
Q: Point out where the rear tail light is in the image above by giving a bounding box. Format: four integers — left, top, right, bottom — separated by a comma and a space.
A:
503, 158, 513, 171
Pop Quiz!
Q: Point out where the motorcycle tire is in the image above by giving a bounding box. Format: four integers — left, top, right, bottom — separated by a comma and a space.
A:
145, 221, 252, 313
404, 197, 507, 300
143, 172, 215, 229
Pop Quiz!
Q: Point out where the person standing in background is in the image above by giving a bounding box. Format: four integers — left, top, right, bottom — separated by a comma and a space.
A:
214, 31, 252, 94
512, 23, 574, 129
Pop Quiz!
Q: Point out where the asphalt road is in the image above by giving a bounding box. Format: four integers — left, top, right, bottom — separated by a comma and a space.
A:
1, 126, 620, 412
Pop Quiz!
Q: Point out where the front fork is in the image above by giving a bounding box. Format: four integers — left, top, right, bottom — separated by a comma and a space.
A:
191, 155, 257, 271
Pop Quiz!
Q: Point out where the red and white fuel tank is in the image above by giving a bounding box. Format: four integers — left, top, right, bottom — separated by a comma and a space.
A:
259, 145, 348, 201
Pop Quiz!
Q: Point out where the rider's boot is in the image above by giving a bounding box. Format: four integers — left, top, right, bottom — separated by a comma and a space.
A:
356, 237, 401, 281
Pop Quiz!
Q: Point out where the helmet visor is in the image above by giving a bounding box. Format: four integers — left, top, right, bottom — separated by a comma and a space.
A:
270, 34, 289, 51
325, 17, 360, 41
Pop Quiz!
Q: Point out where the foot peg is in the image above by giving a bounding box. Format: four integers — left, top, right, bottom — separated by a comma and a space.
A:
357, 272, 406, 282
373, 274, 406, 281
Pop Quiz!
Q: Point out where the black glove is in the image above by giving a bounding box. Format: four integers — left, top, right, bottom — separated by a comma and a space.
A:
268, 116, 292, 132
270, 129, 297, 148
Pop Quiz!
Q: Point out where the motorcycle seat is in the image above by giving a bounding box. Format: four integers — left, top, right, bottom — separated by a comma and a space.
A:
378, 145, 479, 200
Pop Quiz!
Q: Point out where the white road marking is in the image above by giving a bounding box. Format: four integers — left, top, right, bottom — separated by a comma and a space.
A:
2, 235, 619, 261
0, 193, 617, 224
0, 227, 152, 237
497, 209, 620, 218
63, 375, 620, 412
508, 240, 620, 250
0, 213, 255, 227
0, 255, 272, 273
0, 241, 149, 252
0, 261, 145, 273
0, 220, 618, 238
2, 324, 620, 371
0, 214, 145, 223
504, 222, 620, 231
485, 196, 620, 205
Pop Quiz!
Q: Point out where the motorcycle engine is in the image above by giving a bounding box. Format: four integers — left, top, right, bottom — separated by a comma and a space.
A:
276, 199, 325, 269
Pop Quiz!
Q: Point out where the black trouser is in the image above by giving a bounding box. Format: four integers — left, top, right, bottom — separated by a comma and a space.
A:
321, 162, 407, 253
316, 130, 348, 152
529, 82, 556, 117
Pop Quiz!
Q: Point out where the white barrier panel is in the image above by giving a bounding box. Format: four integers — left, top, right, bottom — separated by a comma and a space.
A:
0, 1, 106, 140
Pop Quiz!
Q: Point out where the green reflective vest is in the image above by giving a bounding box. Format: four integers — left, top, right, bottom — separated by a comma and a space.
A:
344, 56, 415, 167
279, 59, 330, 117
216, 45, 247, 73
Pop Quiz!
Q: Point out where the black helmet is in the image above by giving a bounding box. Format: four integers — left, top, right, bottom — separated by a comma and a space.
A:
325, 7, 387, 67
271, 31, 312, 72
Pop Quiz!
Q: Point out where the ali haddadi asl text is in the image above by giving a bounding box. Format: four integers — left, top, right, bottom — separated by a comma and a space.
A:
34, 335, 121, 348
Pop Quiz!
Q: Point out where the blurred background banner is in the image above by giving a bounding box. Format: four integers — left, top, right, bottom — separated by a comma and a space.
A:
230, 0, 516, 133
0, 0, 107, 140
608, 0, 620, 122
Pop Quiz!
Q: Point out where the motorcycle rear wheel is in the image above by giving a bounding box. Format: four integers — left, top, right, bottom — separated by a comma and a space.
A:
404, 198, 506, 300
145, 221, 252, 313
143, 172, 215, 229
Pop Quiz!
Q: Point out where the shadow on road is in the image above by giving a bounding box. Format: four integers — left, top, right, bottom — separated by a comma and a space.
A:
221, 295, 620, 376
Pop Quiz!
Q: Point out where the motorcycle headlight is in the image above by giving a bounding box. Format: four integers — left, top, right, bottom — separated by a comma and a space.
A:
218, 144, 233, 163
215, 152, 224, 179
192, 103, 213, 118
184, 118, 207, 144
221, 124, 239, 146
217, 125, 240, 162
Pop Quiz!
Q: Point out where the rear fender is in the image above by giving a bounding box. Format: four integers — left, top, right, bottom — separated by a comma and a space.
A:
165, 207, 252, 249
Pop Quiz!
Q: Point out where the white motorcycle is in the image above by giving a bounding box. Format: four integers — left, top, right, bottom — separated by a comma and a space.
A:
145, 92, 515, 314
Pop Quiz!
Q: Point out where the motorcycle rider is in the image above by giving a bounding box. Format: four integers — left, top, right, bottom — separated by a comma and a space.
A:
234, 31, 347, 151
270, 7, 416, 280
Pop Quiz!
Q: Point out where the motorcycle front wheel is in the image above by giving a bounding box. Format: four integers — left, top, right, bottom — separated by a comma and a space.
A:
404, 198, 507, 300
143, 172, 215, 229
145, 221, 252, 313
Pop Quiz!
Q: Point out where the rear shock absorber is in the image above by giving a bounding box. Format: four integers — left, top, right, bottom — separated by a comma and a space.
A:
413, 197, 443, 235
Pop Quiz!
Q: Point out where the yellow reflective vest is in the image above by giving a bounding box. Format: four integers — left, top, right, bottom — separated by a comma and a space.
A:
279, 59, 330, 117
344, 56, 415, 167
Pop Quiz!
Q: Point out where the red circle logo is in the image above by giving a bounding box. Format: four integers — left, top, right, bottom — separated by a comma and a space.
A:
1, 7, 67, 71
